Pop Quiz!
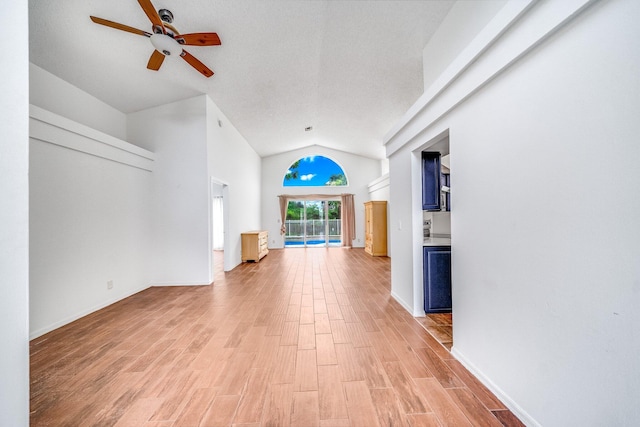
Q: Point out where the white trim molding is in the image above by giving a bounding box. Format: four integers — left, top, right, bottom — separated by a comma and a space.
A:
30, 104, 155, 172
451, 346, 541, 427
367, 173, 390, 195
384, 0, 598, 157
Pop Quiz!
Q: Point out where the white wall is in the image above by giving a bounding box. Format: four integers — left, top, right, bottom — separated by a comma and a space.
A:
386, 0, 640, 425
0, 1, 29, 424
430, 211, 450, 236
205, 96, 262, 270
127, 95, 262, 279
422, 0, 507, 91
29, 107, 155, 338
127, 96, 211, 284
261, 146, 382, 248
367, 173, 390, 202
30, 64, 127, 140
388, 149, 417, 312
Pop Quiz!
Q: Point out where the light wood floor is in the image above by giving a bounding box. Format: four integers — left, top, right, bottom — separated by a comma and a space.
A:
30, 248, 523, 426
418, 314, 453, 352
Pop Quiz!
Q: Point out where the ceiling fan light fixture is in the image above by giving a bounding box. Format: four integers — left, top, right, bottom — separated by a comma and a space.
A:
89, 0, 218, 77
150, 33, 182, 57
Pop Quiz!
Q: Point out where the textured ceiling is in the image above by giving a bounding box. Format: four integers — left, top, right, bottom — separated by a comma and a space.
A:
29, 0, 454, 159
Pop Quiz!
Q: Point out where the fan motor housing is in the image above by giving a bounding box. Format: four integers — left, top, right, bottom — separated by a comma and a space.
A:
158, 9, 173, 23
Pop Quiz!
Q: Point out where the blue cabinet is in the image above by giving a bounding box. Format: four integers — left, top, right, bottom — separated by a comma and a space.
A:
423, 246, 452, 313
422, 152, 441, 211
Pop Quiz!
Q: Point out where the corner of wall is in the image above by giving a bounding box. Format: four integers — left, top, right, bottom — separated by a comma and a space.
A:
29, 63, 128, 140
422, 0, 508, 91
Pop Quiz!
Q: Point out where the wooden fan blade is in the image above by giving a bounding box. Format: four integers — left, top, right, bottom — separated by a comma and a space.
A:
147, 50, 165, 71
90, 16, 150, 37
176, 32, 221, 46
180, 50, 214, 77
137, 0, 165, 32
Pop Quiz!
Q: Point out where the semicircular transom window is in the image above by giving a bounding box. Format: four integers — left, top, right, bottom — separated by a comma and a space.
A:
283, 155, 348, 187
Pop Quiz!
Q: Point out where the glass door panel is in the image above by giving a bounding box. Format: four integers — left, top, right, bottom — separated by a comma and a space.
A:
328, 200, 341, 246
285, 201, 304, 246
285, 199, 341, 247
305, 201, 325, 246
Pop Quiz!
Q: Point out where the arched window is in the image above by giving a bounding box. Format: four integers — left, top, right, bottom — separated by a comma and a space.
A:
283, 155, 348, 187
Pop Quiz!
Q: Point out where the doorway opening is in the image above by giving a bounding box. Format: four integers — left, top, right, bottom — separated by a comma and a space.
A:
415, 131, 453, 350
284, 199, 342, 247
210, 179, 229, 283
212, 196, 224, 252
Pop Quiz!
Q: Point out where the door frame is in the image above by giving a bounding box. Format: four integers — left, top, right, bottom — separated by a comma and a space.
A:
209, 177, 230, 282
285, 198, 342, 248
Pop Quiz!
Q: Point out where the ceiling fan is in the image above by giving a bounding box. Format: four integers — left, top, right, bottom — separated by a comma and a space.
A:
90, 0, 221, 77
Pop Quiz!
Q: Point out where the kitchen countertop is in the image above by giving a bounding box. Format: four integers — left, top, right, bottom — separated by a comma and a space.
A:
423, 235, 451, 246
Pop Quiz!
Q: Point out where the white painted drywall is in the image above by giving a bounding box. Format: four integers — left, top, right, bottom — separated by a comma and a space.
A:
389, 149, 417, 312
205, 96, 262, 271
30, 64, 127, 140
29, 109, 155, 338
430, 212, 451, 235
387, 0, 640, 425
127, 96, 211, 285
261, 146, 382, 249
367, 173, 390, 202
0, 1, 29, 424
380, 158, 390, 175
422, 0, 507, 92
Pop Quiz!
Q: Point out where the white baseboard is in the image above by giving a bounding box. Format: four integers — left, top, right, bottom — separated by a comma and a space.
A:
390, 290, 413, 314
29, 284, 150, 340
30, 281, 212, 340
451, 346, 540, 427
150, 281, 212, 287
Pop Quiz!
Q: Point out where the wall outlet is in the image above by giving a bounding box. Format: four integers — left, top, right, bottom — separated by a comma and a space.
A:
107, 280, 113, 290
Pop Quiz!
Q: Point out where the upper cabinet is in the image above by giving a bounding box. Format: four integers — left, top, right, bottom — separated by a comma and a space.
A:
422, 152, 441, 211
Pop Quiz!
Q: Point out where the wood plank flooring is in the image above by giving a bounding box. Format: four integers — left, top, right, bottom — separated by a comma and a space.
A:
30, 248, 523, 426
418, 314, 453, 351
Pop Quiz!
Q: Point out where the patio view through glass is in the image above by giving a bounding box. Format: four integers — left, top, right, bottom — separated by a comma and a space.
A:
284, 200, 341, 247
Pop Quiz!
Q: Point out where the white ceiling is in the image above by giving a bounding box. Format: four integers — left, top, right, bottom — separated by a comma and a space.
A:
29, 0, 454, 160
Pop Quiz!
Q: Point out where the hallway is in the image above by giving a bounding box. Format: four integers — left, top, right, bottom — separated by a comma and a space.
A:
30, 248, 522, 426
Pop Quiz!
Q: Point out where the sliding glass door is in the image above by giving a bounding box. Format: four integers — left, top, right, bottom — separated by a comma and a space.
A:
326, 201, 341, 245
285, 200, 341, 247
304, 201, 324, 246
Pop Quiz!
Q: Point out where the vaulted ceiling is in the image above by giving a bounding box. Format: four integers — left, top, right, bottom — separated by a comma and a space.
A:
29, 0, 454, 160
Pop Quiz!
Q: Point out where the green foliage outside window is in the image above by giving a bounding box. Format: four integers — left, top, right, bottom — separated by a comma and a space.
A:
286, 200, 341, 220
283, 156, 347, 187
